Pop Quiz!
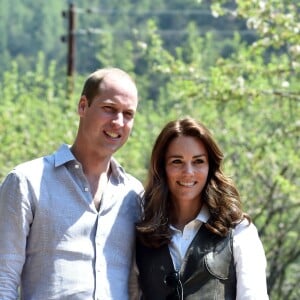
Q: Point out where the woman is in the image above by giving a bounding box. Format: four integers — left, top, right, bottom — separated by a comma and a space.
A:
131, 117, 269, 300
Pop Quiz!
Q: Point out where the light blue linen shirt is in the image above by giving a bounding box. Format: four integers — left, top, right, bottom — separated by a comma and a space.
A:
0, 144, 144, 300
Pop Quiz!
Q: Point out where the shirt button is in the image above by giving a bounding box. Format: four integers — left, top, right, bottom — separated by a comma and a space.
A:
74, 164, 80, 169
84, 187, 89, 192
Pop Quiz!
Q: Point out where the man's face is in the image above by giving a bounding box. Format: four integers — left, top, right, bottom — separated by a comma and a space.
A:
78, 77, 138, 158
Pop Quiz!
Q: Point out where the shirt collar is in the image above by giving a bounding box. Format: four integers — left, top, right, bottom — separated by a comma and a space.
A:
169, 204, 211, 232
53, 144, 126, 183
54, 144, 75, 167
195, 204, 210, 224
109, 157, 126, 184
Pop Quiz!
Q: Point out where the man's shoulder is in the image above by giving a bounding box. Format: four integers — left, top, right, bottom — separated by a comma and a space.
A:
0, 154, 53, 189
110, 158, 143, 189
124, 172, 143, 189
13, 156, 43, 173
118, 169, 143, 192
14, 153, 53, 172
9, 146, 66, 181
13, 144, 71, 175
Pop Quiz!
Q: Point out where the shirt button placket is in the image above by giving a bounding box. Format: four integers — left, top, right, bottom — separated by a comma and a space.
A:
95, 216, 105, 300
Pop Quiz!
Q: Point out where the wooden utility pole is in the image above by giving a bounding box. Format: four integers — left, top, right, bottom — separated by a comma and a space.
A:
67, 3, 75, 79
62, 3, 76, 97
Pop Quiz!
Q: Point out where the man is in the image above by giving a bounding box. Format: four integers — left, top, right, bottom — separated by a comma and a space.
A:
0, 68, 144, 299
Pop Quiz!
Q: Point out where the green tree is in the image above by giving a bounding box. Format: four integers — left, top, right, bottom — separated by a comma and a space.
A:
0, 55, 77, 180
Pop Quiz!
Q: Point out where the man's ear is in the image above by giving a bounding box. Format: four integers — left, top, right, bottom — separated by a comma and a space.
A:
78, 95, 88, 116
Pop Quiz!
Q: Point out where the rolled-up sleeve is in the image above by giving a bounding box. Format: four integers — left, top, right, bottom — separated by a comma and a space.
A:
0, 172, 34, 299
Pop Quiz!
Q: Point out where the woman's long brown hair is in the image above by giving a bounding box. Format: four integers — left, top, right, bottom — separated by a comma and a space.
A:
136, 117, 250, 248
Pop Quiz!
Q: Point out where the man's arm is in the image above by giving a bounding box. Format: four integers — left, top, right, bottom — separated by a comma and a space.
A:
0, 172, 33, 299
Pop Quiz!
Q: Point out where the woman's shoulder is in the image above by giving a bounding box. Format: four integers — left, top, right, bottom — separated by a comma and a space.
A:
232, 219, 264, 251
233, 218, 259, 239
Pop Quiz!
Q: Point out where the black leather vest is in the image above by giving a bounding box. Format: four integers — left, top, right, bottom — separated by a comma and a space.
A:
136, 225, 236, 300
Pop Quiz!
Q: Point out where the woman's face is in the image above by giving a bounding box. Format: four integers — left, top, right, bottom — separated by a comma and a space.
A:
165, 135, 209, 205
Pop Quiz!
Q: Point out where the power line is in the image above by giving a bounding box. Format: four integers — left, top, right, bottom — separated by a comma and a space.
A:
74, 27, 256, 37
60, 3, 255, 87
75, 8, 215, 16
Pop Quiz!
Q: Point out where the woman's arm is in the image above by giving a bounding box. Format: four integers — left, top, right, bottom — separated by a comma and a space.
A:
233, 220, 269, 300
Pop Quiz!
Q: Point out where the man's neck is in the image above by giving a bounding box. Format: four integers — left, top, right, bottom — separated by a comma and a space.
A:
70, 143, 112, 177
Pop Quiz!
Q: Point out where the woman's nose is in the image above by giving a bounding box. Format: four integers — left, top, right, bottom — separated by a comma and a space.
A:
183, 162, 194, 174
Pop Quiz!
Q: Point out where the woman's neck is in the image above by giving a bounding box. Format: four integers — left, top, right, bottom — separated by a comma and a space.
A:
171, 201, 202, 231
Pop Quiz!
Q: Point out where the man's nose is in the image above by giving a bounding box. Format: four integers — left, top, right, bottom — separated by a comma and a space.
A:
111, 112, 124, 127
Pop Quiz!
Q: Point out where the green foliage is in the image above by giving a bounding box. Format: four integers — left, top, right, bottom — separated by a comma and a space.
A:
0, 0, 65, 73
0, 56, 77, 179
